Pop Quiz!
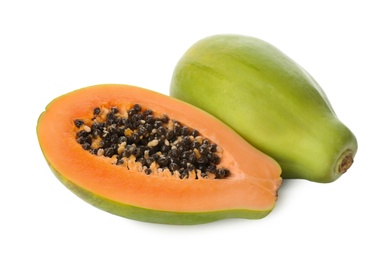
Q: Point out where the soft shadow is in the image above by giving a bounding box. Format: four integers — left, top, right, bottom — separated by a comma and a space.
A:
275, 179, 305, 206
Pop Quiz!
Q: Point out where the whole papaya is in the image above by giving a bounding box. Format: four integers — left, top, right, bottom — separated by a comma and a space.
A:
170, 34, 357, 183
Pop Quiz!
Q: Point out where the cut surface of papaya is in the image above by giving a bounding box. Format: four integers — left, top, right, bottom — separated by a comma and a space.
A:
170, 34, 358, 183
37, 84, 282, 224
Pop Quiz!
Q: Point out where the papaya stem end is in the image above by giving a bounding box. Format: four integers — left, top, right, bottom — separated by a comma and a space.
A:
337, 150, 354, 174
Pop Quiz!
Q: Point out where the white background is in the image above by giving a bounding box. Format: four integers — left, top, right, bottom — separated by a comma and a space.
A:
1, 0, 389, 259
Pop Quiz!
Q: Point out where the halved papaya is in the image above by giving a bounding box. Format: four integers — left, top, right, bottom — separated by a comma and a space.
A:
37, 84, 282, 225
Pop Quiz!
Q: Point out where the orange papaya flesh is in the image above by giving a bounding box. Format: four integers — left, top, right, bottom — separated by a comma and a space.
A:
37, 84, 282, 224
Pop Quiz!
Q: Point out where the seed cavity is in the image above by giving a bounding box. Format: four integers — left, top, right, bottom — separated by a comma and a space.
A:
74, 104, 230, 179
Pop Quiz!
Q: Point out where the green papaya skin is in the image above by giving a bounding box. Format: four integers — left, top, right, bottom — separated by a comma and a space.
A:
170, 34, 357, 183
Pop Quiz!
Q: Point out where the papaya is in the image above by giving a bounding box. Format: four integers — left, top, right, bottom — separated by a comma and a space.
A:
170, 34, 357, 183
36, 84, 281, 225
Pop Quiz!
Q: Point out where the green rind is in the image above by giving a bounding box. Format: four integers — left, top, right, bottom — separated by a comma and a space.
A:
170, 34, 358, 183
47, 162, 272, 225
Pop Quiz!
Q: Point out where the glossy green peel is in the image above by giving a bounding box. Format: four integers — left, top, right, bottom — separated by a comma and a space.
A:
170, 34, 357, 183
